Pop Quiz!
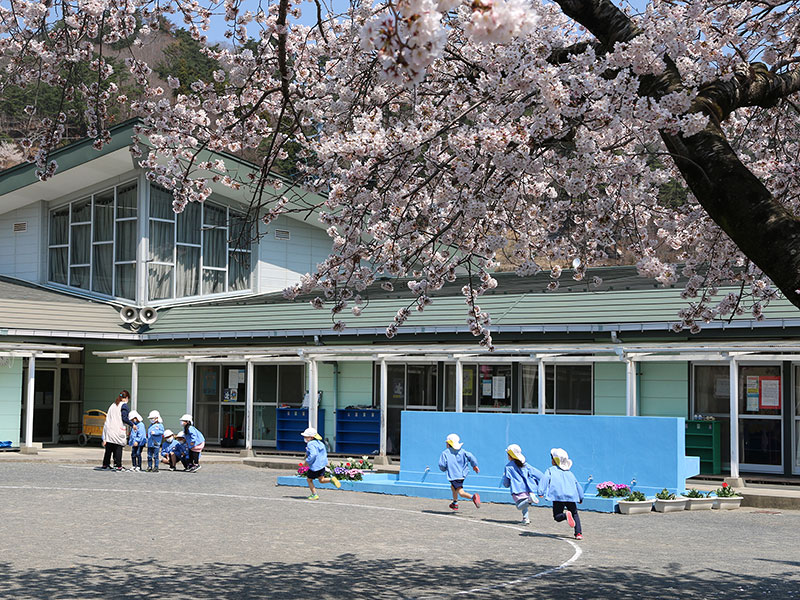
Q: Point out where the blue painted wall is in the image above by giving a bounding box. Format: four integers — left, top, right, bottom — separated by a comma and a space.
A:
399, 411, 698, 494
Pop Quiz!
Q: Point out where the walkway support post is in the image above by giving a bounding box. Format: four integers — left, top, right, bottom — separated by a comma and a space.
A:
455, 359, 463, 413
24, 355, 35, 449
537, 358, 546, 415
308, 359, 319, 430
130, 361, 139, 411
728, 357, 744, 485
245, 360, 254, 453
380, 359, 388, 458
186, 361, 193, 414
625, 358, 638, 416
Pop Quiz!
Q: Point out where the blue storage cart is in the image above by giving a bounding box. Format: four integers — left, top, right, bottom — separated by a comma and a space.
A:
336, 408, 380, 454
276, 407, 325, 452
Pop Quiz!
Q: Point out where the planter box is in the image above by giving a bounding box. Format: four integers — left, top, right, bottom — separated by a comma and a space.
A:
654, 498, 688, 513
684, 497, 715, 510
617, 499, 653, 514
713, 496, 743, 510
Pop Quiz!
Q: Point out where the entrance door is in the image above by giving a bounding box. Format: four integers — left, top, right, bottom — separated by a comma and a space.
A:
739, 365, 782, 473
20, 368, 56, 444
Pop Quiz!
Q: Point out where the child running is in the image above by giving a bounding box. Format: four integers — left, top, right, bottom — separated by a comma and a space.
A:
179, 414, 205, 472
127, 411, 146, 472
538, 448, 584, 540
146, 410, 164, 472
501, 444, 542, 525
302, 426, 340, 500
438, 433, 480, 511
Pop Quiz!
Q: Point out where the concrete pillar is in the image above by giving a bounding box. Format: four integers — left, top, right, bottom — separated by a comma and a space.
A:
455, 359, 463, 413
130, 361, 139, 411
537, 359, 546, 415
379, 359, 388, 456
626, 359, 638, 416
186, 361, 194, 414
25, 355, 35, 449
728, 357, 743, 483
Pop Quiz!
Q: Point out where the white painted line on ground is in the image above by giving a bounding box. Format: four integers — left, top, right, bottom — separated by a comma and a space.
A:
0, 484, 581, 597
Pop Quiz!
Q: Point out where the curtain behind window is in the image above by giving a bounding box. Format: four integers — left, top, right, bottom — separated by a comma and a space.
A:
48, 248, 68, 284
92, 244, 113, 295
176, 245, 200, 297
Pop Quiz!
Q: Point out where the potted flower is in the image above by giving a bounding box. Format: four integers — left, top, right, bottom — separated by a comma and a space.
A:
617, 490, 653, 514
654, 488, 688, 512
596, 481, 631, 498
682, 488, 715, 511
712, 483, 743, 509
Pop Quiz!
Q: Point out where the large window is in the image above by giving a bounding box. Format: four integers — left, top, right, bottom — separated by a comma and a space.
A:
48, 182, 138, 300
520, 364, 593, 414
148, 185, 252, 301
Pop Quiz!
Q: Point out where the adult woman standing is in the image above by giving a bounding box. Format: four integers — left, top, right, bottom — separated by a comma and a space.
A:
101, 390, 134, 470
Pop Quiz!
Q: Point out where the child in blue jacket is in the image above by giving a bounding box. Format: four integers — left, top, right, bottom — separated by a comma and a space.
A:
438, 433, 480, 511
179, 414, 205, 472
173, 432, 191, 471
160, 430, 177, 469
127, 411, 147, 471
538, 448, 584, 539
501, 444, 542, 525
302, 426, 340, 500
146, 410, 164, 472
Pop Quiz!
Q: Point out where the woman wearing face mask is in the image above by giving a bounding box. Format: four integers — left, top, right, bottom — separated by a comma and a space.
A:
100, 390, 134, 471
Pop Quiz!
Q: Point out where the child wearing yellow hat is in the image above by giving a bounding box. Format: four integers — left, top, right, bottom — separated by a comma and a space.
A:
302, 427, 340, 500
438, 433, 481, 511
501, 444, 543, 525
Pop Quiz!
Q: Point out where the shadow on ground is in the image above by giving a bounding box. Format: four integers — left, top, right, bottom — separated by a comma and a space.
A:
1, 556, 798, 600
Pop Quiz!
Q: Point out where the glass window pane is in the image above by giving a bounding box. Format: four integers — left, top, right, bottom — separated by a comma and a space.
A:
278, 364, 305, 406
149, 220, 175, 263
93, 192, 114, 241
204, 203, 227, 227
177, 201, 201, 245
70, 224, 90, 264
71, 198, 91, 222
115, 263, 136, 300
555, 365, 592, 414
407, 364, 437, 407
48, 247, 68, 284
463, 366, 477, 411
204, 228, 226, 268
740, 419, 782, 465
228, 251, 251, 291
92, 244, 113, 295
795, 366, 800, 414
150, 184, 175, 220
60, 368, 82, 402
176, 245, 200, 297
521, 364, 538, 411
196, 403, 220, 440
254, 405, 276, 442
739, 365, 781, 416
478, 364, 511, 409
70, 266, 89, 289
694, 365, 731, 415
116, 221, 137, 262
148, 264, 173, 301
49, 207, 69, 245
255, 365, 278, 404
229, 212, 251, 251
116, 183, 138, 218
202, 269, 225, 295
195, 366, 220, 402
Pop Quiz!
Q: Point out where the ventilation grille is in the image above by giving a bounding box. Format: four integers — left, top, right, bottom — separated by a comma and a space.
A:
13, 222, 27, 233
274, 229, 291, 241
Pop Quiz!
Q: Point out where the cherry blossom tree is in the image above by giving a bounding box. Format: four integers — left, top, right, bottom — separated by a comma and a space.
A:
2, 0, 800, 346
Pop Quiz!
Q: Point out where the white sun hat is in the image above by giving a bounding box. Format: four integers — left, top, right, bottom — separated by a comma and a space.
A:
148, 410, 161, 420
163, 429, 174, 438
129, 410, 142, 422
445, 433, 463, 450
301, 427, 322, 440
175, 431, 186, 439
506, 444, 525, 464
179, 414, 193, 423
550, 447, 573, 471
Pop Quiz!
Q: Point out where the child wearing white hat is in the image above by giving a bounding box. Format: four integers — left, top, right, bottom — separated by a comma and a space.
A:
438, 433, 481, 511
538, 448, 584, 539
160, 430, 178, 469
179, 414, 205, 472
501, 444, 543, 525
146, 410, 164, 472
301, 427, 340, 500
127, 411, 147, 471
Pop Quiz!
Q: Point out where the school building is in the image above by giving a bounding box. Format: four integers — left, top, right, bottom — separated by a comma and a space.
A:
1, 119, 799, 479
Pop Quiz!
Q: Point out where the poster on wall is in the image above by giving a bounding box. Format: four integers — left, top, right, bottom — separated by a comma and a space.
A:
746, 376, 760, 411
714, 377, 729, 398
492, 376, 506, 399
759, 376, 781, 409
203, 370, 217, 395
481, 379, 492, 397
223, 388, 238, 402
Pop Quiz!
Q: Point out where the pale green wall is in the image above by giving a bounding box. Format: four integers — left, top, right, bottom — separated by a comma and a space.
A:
639, 362, 689, 418
594, 362, 627, 415
317, 361, 374, 448
84, 346, 187, 428
0, 358, 23, 446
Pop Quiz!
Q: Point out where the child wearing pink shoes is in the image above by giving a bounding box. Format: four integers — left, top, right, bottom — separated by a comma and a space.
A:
438, 433, 481, 511
501, 444, 543, 525
538, 448, 584, 539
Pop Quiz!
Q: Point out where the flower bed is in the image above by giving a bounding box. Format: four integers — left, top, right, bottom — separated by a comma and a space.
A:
297, 456, 374, 481
595, 481, 631, 498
